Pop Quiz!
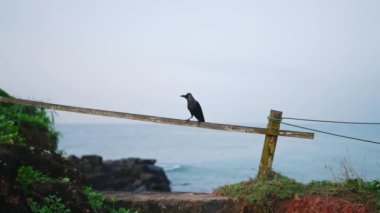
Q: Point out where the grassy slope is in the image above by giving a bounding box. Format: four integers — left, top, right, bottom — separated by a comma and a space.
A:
215, 172, 380, 211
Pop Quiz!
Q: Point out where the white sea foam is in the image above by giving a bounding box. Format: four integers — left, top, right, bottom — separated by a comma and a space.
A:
159, 164, 183, 172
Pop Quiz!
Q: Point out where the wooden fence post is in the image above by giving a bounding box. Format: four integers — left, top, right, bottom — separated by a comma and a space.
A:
257, 110, 282, 178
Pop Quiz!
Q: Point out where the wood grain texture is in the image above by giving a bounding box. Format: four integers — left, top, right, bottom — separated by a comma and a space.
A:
257, 110, 282, 178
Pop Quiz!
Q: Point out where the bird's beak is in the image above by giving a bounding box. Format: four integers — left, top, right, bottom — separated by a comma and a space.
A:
180, 95, 186, 98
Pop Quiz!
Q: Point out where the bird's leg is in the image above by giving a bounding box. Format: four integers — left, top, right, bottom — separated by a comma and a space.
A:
186, 115, 193, 121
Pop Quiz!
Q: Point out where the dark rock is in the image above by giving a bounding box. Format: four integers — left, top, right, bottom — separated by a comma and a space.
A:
140, 159, 157, 165
140, 173, 155, 181
68, 155, 171, 192
0, 144, 84, 184
29, 180, 90, 212
0, 143, 92, 212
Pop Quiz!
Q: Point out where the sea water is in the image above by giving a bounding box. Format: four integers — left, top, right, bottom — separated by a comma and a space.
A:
56, 123, 380, 192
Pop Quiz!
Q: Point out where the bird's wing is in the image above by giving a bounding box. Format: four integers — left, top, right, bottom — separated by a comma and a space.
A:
193, 102, 205, 122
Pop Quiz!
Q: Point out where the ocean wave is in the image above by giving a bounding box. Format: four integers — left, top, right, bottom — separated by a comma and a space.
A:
159, 164, 184, 172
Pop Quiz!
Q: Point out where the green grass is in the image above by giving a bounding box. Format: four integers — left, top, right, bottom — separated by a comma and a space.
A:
305, 178, 380, 207
215, 172, 380, 210
216, 172, 303, 206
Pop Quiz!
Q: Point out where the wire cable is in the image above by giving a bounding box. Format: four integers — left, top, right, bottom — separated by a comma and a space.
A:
267, 117, 380, 145
282, 117, 380, 125
281, 121, 380, 145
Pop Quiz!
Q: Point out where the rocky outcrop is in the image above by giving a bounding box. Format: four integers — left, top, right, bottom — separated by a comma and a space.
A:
68, 155, 171, 192
0, 143, 91, 212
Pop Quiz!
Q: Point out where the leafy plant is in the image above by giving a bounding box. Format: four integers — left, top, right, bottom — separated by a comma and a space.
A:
28, 195, 71, 213
16, 166, 49, 187
83, 187, 138, 213
83, 186, 104, 212
0, 115, 24, 144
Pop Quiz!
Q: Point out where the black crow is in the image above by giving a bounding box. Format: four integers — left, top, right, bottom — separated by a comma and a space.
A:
180, 93, 205, 122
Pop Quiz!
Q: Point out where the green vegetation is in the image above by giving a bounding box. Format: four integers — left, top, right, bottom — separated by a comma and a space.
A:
16, 166, 70, 212
216, 172, 380, 210
16, 165, 71, 187
83, 186, 138, 213
15, 165, 137, 212
306, 178, 380, 208
28, 195, 71, 213
14, 165, 138, 212
16, 165, 50, 187
216, 173, 303, 207
0, 88, 59, 151
83, 186, 105, 212
0, 114, 24, 144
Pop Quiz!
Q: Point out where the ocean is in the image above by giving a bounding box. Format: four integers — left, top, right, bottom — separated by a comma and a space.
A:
56, 122, 380, 193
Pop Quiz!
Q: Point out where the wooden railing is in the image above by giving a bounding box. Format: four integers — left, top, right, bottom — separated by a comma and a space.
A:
0, 96, 314, 177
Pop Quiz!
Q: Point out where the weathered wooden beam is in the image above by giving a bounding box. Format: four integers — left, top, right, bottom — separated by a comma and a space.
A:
0, 97, 314, 139
257, 110, 282, 178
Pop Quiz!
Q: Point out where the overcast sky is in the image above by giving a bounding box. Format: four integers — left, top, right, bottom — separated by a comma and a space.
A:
1, 1, 379, 124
